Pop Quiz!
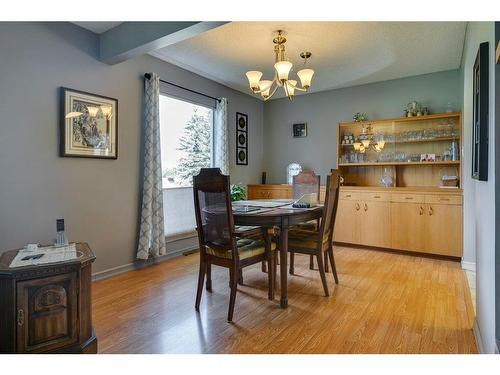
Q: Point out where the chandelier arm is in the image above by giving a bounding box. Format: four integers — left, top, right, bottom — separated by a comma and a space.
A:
263, 84, 279, 101
286, 80, 308, 92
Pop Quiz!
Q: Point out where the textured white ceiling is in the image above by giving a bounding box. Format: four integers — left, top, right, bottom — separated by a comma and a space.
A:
73, 22, 122, 34
150, 22, 467, 99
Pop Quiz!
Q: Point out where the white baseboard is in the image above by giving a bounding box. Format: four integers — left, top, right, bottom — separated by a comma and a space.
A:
473, 318, 485, 353
461, 260, 476, 272
91, 245, 198, 282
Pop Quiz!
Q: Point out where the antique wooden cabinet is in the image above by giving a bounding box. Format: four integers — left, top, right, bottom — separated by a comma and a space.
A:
0, 242, 97, 353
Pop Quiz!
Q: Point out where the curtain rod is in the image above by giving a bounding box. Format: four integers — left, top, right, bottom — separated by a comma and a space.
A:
144, 73, 221, 103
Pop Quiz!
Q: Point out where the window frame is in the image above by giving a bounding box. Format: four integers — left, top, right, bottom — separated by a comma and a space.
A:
159, 83, 216, 189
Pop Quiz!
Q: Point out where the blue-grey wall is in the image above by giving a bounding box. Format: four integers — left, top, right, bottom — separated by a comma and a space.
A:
0, 22, 264, 273
263, 70, 461, 183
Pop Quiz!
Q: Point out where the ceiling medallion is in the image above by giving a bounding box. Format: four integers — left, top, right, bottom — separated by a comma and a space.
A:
245, 30, 315, 101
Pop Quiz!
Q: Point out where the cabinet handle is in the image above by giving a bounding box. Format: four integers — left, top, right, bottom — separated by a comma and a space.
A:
345, 194, 351, 198
429, 206, 434, 216
17, 309, 24, 326
373, 195, 381, 199
364, 203, 368, 211
439, 198, 450, 201
355, 203, 360, 211
419, 206, 424, 215
405, 197, 414, 200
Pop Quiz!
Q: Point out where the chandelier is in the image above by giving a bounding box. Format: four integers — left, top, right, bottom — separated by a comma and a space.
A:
353, 124, 386, 153
245, 30, 315, 101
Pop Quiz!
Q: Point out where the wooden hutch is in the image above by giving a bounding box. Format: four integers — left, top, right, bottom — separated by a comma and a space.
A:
248, 112, 463, 258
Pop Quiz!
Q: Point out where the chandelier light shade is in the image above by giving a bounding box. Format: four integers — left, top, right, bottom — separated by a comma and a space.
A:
246, 71, 263, 92
297, 68, 314, 89
245, 30, 315, 101
259, 80, 273, 98
285, 80, 297, 97
274, 61, 293, 82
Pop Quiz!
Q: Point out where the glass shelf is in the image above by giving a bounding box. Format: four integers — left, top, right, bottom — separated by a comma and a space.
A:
337, 112, 462, 188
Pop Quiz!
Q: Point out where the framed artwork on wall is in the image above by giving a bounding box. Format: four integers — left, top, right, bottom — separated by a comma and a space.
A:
292, 123, 307, 138
472, 42, 489, 181
236, 112, 248, 165
60, 87, 118, 159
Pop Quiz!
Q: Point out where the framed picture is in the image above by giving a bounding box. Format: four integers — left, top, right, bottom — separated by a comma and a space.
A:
472, 42, 489, 181
236, 112, 248, 165
60, 87, 118, 159
293, 123, 307, 138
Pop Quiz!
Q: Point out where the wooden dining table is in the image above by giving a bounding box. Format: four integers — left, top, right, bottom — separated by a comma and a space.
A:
232, 200, 323, 308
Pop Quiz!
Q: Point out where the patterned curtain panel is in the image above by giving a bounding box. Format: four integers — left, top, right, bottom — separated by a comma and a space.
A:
136, 73, 167, 260
213, 98, 229, 174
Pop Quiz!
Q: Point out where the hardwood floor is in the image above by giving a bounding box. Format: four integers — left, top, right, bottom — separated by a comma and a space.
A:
92, 246, 477, 354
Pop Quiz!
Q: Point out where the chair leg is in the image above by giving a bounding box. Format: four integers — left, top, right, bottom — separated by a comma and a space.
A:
309, 254, 314, 270
261, 260, 267, 273
228, 267, 238, 322
195, 260, 206, 311
316, 253, 329, 297
206, 261, 212, 291
267, 253, 275, 300
324, 252, 329, 273
289, 252, 295, 274
238, 268, 244, 285
327, 248, 339, 284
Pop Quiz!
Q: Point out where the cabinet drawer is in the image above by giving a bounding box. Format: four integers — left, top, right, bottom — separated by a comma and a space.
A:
425, 194, 462, 205
391, 194, 426, 203
359, 192, 392, 202
339, 191, 361, 200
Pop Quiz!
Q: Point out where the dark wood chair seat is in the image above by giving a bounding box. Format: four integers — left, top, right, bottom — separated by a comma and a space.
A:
206, 238, 276, 260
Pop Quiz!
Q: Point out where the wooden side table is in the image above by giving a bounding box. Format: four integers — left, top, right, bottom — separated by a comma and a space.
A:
0, 242, 97, 353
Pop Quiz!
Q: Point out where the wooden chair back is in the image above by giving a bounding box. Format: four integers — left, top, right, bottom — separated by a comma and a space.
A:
292, 170, 321, 203
193, 168, 236, 258
317, 170, 340, 250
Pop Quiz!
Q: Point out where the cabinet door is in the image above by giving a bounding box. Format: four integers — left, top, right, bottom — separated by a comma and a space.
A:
425, 204, 463, 257
359, 201, 391, 248
333, 199, 358, 244
16, 272, 78, 353
391, 202, 426, 252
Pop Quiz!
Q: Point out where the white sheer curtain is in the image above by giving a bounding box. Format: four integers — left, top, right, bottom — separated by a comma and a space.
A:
136, 72, 167, 260
213, 98, 229, 174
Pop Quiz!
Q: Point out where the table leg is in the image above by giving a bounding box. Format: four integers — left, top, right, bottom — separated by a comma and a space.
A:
279, 226, 288, 308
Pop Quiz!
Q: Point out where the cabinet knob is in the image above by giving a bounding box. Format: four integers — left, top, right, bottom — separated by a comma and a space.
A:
17, 309, 24, 326
364, 203, 368, 211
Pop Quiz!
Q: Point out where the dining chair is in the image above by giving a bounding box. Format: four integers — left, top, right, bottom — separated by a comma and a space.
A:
193, 168, 276, 322
287, 170, 340, 296
291, 170, 321, 271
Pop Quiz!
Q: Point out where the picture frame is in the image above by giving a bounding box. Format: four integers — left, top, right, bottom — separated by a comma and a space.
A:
472, 42, 489, 181
293, 123, 307, 138
60, 87, 118, 159
236, 112, 248, 165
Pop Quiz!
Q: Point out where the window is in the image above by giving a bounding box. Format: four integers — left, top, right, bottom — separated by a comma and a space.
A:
159, 87, 216, 238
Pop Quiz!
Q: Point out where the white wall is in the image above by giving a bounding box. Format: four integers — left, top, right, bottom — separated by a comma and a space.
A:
461, 22, 496, 353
